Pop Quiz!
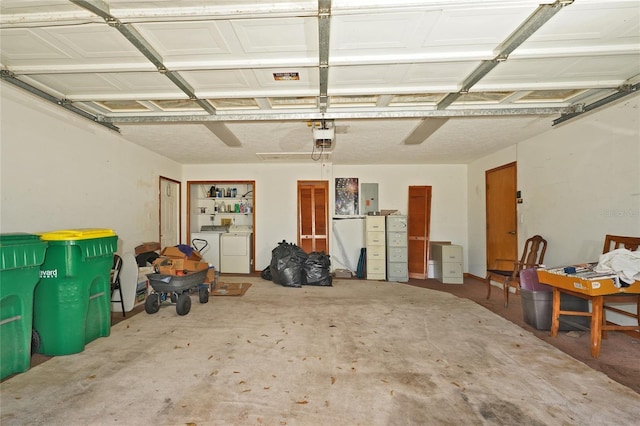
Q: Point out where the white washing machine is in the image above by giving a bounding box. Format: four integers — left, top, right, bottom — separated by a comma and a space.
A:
220, 225, 253, 273
191, 231, 224, 269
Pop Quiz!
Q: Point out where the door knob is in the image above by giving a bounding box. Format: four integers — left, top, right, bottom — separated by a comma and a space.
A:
508, 231, 516, 235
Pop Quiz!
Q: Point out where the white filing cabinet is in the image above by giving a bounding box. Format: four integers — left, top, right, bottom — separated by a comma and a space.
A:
366, 216, 386, 280
386, 215, 408, 282
431, 243, 463, 284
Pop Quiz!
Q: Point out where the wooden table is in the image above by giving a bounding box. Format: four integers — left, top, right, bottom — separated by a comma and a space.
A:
537, 268, 640, 358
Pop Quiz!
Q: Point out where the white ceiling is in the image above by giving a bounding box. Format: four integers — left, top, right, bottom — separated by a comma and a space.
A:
2, 0, 639, 164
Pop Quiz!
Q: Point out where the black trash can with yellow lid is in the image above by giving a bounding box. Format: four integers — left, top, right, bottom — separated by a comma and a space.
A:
33, 229, 117, 356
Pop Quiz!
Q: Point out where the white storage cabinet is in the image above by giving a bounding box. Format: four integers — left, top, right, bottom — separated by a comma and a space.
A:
431, 243, 463, 284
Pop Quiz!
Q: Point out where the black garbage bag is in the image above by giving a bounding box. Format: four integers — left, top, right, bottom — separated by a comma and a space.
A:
303, 252, 332, 286
260, 266, 272, 281
136, 251, 159, 267
270, 240, 308, 287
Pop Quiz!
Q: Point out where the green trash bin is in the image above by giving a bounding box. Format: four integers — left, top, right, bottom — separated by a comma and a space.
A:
33, 229, 118, 356
0, 233, 48, 380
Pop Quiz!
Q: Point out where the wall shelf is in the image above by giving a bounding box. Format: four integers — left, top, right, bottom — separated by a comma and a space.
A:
189, 181, 254, 234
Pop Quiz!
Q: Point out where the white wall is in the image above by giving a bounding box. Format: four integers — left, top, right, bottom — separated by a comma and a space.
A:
468, 95, 639, 276
517, 96, 640, 266
183, 163, 468, 272
467, 95, 640, 324
0, 83, 182, 256
2, 83, 469, 275
4, 78, 637, 283
333, 164, 468, 264
183, 161, 331, 271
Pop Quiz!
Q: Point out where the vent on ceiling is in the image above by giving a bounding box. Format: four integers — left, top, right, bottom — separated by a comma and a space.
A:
256, 152, 331, 162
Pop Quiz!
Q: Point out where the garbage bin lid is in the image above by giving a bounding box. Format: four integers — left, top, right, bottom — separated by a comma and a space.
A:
0, 233, 43, 245
0, 233, 48, 270
40, 228, 117, 241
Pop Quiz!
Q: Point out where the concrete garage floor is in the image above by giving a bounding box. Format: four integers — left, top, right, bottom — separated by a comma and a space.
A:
2, 276, 639, 425
409, 276, 640, 395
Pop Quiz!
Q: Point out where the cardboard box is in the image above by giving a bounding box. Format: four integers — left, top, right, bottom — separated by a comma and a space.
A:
205, 268, 216, 284
155, 258, 209, 276
135, 242, 161, 255
160, 246, 203, 261
175, 259, 208, 272
161, 246, 187, 259
334, 269, 352, 278
211, 282, 251, 296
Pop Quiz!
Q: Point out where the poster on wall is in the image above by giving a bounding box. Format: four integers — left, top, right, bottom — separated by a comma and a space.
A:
335, 178, 359, 215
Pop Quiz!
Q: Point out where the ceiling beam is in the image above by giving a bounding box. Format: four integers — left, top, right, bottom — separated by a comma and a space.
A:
437, 0, 574, 110
553, 82, 640, 126
318, 0, 331, 112
70, 0, 216, 115
203, 122, 243, 147
403, 118, 450, 145
0, 70, 120, 132
106, 106, 567, 124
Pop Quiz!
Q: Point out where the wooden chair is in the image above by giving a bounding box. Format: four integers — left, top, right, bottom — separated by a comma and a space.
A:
486, 235, 547, 308
601, 235, 640, 337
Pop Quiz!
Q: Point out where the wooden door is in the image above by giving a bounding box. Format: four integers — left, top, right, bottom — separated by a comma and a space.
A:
408, 186, 432, 279
485, 162, 518, 270
298, 181, 329, 253
159, 176, 180, 248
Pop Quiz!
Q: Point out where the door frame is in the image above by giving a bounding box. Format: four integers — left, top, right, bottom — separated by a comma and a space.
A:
297, 180, 329, 254
159, 176, 181, 248
485, 162, 518, 272
408, 185, 432, 279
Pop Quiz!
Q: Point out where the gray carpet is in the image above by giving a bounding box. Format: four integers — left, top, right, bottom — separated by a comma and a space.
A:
2, 278, 639, 425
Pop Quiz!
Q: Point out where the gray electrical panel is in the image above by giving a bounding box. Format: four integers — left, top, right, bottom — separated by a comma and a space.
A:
361, 183, 379, 214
